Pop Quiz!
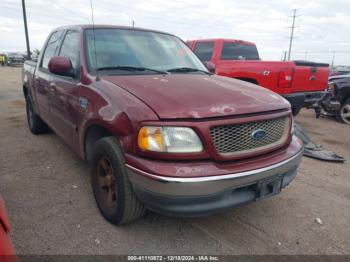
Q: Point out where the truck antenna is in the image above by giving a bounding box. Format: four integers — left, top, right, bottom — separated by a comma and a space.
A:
90, 0, 100, 81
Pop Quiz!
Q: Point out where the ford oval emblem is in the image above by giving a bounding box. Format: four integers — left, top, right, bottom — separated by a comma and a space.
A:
252, 129, 267, 140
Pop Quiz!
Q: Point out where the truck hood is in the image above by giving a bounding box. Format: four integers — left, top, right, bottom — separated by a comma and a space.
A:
102, 74, 290, 119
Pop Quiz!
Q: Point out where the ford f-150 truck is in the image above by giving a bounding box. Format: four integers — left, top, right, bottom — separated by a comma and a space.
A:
187, 39, 330, 115
22, 25, 303, 225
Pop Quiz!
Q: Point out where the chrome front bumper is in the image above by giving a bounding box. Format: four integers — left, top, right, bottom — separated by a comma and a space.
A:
127, 149, 303, 197
126, 137, 303, 216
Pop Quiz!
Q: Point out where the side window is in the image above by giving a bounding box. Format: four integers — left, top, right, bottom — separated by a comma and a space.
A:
193, 42, 214, 62
41, 31, 63, 69
59, 30, 80, 71
220, 42, 260, 60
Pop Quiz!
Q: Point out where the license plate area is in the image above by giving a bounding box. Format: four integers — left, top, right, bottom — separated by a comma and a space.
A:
255, 175, 283, 201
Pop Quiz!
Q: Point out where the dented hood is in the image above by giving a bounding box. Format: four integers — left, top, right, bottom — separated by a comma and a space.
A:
103, 74, 290, 119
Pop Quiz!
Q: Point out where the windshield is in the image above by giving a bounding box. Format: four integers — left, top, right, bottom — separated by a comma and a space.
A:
220, 42, 260, 60
85, 28, 207, 74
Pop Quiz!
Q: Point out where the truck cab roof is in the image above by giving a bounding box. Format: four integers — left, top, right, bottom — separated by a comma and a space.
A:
188, 38, 256, 46
51, 24, 175, 37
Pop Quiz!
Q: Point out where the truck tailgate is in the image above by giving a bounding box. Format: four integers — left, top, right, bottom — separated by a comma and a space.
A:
291, 61, 329, 93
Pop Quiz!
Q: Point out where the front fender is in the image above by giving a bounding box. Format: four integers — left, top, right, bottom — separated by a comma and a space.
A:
78, 111, 134, 159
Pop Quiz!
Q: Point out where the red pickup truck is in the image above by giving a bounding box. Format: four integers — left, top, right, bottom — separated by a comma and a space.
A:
187, 39, 329, 115
22, 25, 303, 225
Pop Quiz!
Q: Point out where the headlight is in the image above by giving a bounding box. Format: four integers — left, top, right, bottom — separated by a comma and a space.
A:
138, 126, 203, 153
327, 82, 335, 92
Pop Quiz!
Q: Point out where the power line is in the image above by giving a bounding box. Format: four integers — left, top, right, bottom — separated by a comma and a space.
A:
92, 0, 288, 34
0, 3, 88, 23
51, 0, 90, 22
0, 2, 286, 41
293, 50, 350, 54
0, 1, 289, 43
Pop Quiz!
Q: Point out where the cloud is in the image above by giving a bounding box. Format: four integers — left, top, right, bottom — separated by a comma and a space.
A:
0, 0, 349, 65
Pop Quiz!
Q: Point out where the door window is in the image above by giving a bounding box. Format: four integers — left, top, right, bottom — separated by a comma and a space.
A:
59, 30, 80, 72
193, 42, 214, 62
41, 31, 64, 69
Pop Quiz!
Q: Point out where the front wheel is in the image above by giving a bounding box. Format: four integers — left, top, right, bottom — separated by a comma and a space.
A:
337, 98, 350, 124
90, 137, 145, 225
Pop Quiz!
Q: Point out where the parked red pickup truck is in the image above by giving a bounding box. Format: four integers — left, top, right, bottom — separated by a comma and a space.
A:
22, 25, 303, 224
187, 39, 329, 115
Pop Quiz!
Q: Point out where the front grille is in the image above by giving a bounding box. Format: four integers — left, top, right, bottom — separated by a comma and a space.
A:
210, 117, 289, 156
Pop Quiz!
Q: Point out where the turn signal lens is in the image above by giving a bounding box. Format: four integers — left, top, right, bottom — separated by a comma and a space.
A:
138, 126, 165, 152
138, 126, 203, 153
278, 68, 293, 88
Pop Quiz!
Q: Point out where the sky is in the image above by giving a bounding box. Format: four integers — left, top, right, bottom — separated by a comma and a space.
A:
0, 0, 349, 65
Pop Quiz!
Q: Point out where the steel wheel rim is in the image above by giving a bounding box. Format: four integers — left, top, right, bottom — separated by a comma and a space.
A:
96, 157, 117, 210
341, 103, 350, 124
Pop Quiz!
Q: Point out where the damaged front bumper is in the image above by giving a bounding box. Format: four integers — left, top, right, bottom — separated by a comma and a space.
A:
283, 91, 325, 115
126, 136, 303, 217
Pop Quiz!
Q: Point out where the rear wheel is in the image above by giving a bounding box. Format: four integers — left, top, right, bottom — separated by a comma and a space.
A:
25, 97, 49, 134
90, 137, 145, 225
337, 98, 350, 124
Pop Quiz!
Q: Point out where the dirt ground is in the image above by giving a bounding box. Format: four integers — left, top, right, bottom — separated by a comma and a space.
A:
0, 66, 349, 255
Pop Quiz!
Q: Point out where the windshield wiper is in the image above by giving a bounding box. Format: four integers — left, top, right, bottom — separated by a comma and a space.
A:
96, 66, 168, 74
167, 67, 212, 75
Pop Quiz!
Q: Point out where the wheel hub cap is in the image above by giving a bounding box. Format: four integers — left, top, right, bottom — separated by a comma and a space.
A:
97, 158, 117, 209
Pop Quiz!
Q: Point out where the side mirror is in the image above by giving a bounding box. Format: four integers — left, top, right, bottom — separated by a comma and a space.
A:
203, 61, 215, 73
48, 56, 74, 77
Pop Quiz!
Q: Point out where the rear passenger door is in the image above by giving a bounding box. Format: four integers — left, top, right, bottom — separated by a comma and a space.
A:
49, 30, 81, 151
35, 30, 64, 121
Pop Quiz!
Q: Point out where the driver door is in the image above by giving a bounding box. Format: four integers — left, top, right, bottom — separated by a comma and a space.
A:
48, 30, 81, 152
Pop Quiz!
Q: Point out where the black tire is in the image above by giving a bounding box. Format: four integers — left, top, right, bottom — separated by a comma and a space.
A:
25, 96, 49, 134
90, 137, 145, 225
337, 98, 350, 125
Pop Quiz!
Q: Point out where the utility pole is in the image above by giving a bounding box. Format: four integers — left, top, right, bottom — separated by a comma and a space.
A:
331, 51, 336, 69
287, 9, 298, 61
21, 0, 31, 59
281, 50, 287, 61
132, 20, 135, 28
304, 51, 308, 60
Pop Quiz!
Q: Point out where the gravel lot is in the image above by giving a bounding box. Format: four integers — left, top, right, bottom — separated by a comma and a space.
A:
0, 66, 349, 255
